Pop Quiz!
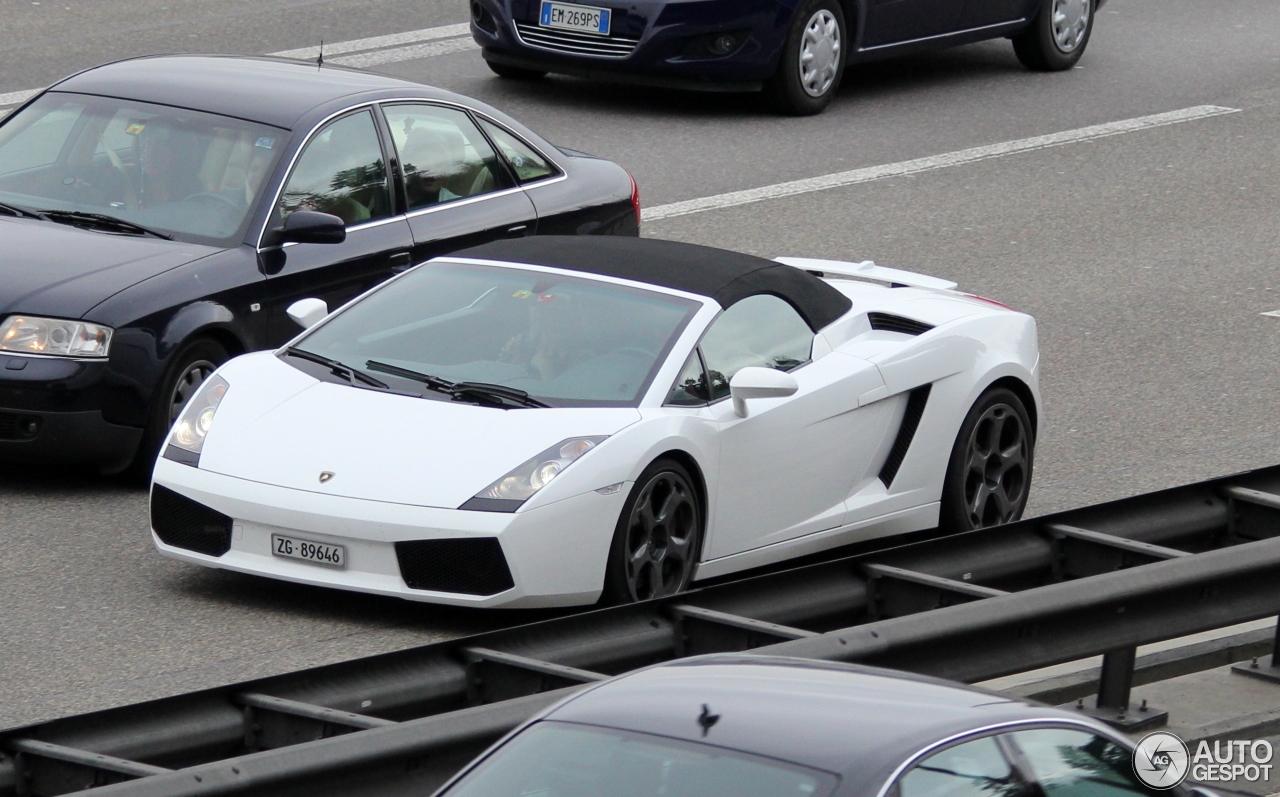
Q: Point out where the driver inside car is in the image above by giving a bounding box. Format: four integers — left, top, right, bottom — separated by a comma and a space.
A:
135, 121, 205, 208
498, 291, 592, 381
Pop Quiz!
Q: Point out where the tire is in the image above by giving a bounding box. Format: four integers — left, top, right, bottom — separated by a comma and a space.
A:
602, 458, 704, 604
764, 0, 847, 116
486, 60, 547, 80
125, 338, 229, 480
1012, 0, 1094, 71
938, 387, 1034, 533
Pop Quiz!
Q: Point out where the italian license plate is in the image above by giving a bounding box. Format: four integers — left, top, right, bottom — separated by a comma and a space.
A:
271, 533, 346, 569
540, 1, 611, 35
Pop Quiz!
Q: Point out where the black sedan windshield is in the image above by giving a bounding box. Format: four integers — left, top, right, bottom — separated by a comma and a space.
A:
295, 261, 700, 407
0, 92, 285, 246
439, 721, 835, 797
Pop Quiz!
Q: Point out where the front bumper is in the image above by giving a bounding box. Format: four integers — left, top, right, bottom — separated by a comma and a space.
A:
472, 0, 789, 89
0, 354, 143, 472
151, 459, 629, 608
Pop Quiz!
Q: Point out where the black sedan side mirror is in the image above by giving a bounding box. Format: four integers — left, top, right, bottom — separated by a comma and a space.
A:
275, 211, 346, 246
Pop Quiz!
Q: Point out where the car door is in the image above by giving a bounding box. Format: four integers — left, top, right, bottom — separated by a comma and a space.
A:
260, 108, 414, 343
694, 295, 890, 561
381, 103, 537, 265
861, 0, 966, 48
958, 0, 1035, 31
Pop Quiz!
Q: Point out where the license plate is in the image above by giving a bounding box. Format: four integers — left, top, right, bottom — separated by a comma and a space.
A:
271, 533, 346, 569
539, 1, 611, 35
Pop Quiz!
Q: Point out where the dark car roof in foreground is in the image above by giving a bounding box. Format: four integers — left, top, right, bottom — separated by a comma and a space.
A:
453, 236, 854, 331
50, 55, 442, 129
544, 655, 1089, 793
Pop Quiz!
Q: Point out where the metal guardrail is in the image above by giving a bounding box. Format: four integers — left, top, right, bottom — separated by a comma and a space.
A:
6, 467, 1280, 797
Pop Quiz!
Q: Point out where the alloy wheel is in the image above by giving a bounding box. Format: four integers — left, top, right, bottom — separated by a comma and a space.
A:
623, 471, 699, 601
799, 9, 841, 98
1050, 0, 1090, 53
168, 359, 218, 426
962, 402, 1030, 528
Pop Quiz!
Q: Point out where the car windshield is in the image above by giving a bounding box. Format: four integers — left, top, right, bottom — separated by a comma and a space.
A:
295, 261, 701, 407
0, 92, 286, 246
439, 721, 836, 797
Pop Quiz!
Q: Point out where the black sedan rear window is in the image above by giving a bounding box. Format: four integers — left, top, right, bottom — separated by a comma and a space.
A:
439, 721, 837, 797
0, 92, 286, 246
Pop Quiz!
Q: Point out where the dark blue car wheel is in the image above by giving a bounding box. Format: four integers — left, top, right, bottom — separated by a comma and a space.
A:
765, 0, 847, 116
1012, 0, 1093, 71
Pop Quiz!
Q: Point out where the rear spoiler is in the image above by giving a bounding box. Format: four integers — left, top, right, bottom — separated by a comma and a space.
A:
774, 256, 958, 292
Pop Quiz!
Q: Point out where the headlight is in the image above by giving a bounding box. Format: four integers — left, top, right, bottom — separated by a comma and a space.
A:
0, 315, 113, 357
167, 374, 230, 457
475, 436, 608, 503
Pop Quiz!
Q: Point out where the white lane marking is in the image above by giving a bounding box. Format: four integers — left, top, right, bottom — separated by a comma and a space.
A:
0, 22, 473, 110
643, 105, 1241, 222
328, 37, 478, 68
0, 89, 38, 107
1261, 310, 1280, 318
270, 23, 470, 60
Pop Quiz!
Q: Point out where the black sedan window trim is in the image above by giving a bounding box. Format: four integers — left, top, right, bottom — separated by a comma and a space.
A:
255, 97, 565, 251
874, 718, 1143, 797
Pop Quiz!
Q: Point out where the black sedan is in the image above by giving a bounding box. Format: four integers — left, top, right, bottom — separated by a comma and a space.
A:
435, 655, 1172, 797
0, 55, 638, 475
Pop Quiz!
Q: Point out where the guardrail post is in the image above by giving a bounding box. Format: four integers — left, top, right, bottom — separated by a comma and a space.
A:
1232, 618, 1280, 683
1070, 645, 1167, 732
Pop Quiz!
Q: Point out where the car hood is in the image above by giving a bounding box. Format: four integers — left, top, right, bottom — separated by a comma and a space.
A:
198, 354, 642, 508
0, 216, 220, 319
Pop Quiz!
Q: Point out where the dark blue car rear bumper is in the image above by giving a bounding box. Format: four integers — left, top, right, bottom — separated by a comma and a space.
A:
472, 0, 793, 89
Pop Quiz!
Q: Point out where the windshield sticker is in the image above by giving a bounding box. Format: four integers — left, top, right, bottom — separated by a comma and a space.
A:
537, 293, 557, 302
512, 289, 533, 299
124, 121, 147, 135
255, 137, 276, 149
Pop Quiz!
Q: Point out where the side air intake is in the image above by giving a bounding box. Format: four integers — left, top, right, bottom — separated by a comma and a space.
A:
150, 485, 233, 556
879, 385, 932, 487
395, 538, 515, 596
868, 312, 934, 336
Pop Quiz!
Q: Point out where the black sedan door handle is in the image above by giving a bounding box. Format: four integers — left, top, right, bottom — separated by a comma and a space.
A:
389, 252, 413, 274
505, 224, 530, 238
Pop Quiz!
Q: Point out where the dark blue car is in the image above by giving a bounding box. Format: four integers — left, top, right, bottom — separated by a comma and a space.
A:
470, 0, 1102, 114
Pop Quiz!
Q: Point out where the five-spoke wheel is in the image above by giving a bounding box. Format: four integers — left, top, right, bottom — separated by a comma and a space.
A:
940, 387, 1034, 533
604, 459, 703, 604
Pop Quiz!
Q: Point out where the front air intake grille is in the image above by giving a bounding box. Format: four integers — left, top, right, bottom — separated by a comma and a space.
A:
395, 538, 515, 596
0, 411, 39, 440
879, 385, 932, 487
514, 22, 640, 58
868, 312, 934, 336
151, 485, 233, 557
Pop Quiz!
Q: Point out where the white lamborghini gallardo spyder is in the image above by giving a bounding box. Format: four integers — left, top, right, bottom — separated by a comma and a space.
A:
150, 236, 1039, 608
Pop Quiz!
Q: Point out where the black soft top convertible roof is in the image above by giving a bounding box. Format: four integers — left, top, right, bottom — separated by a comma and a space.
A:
453, 236, 853, 331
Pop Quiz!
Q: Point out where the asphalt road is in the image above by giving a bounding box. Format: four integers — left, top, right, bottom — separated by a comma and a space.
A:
4, 0, 1280, 730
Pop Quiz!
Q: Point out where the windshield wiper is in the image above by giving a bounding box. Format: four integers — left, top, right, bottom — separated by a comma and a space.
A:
38, 210, 172, 240
452, 381, 549, 408
284, 347, 388, 389
0, 201, 46, 221
365, 361, 548, 408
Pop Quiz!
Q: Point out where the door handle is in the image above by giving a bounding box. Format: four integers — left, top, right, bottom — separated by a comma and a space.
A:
505, 224, 530, 238
389, 251, 413, 274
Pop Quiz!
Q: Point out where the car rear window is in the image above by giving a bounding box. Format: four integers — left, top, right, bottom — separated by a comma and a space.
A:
439, 721, 837, 797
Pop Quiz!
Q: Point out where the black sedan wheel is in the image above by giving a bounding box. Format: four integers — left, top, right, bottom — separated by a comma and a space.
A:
127, 338, 228, 478
765, 0, 846, 116
1012, 0, 1093, 71
604, 459, 703, 604
939, 387, 1034, 533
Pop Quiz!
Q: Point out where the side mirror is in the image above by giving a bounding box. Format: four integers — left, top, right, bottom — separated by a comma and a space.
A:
287, 298, 329, 329
277, 211, 346, 245
729, 366, 799, 418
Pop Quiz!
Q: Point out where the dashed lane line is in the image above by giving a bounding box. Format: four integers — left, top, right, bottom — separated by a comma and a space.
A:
0, 21, 474, 112
642, 105, 1241, 222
